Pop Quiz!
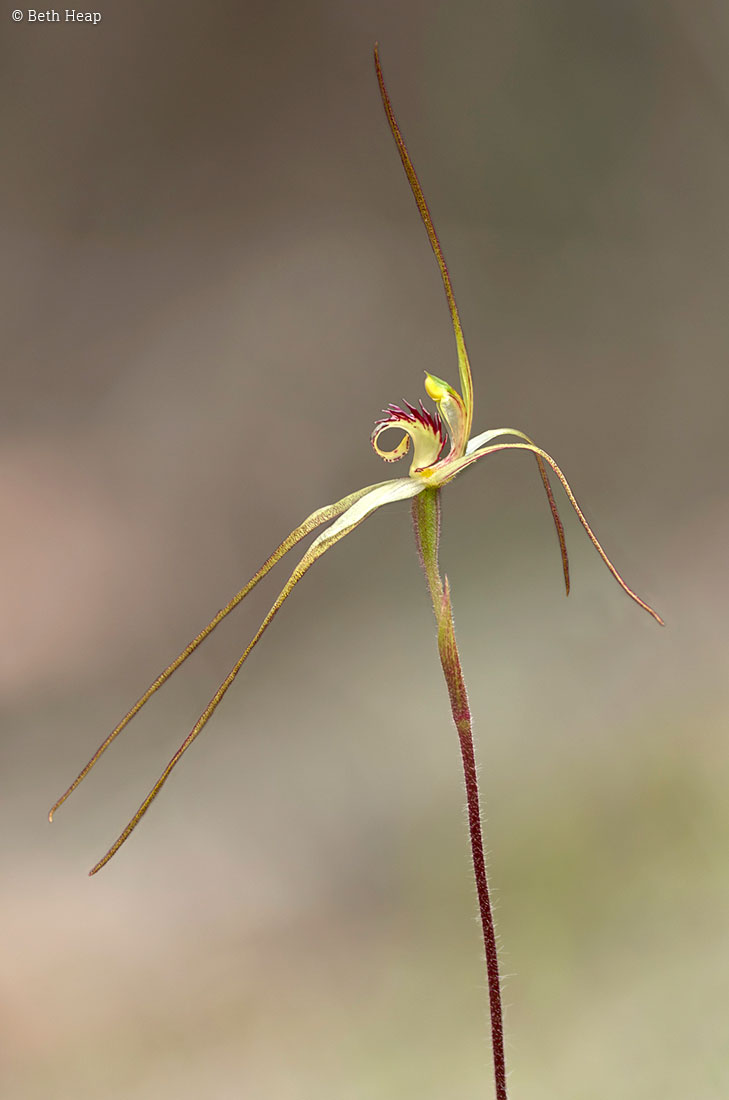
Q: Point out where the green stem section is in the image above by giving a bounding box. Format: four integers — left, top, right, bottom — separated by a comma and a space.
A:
412, 487, 507, 1100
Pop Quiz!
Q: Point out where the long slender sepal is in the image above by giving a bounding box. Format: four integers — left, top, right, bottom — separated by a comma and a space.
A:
374, 45, 474, 444
412, 488, 508, 1100
465, 426, 570, 594
534, 452, 570, 594
454, 441, 664, 624
87, 478, 423, 874
48, 482, 393, 824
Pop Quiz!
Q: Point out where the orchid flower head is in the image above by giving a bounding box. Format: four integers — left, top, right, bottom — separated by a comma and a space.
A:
50, 45, 663, 876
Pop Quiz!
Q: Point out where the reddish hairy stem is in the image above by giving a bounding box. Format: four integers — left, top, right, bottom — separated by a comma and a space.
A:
459, 730, 507, 1099
413, 489, 507, 1100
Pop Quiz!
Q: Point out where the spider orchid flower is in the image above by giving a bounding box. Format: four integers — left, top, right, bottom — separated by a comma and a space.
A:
50, 47, 663, 1100
50, 46, 663, 887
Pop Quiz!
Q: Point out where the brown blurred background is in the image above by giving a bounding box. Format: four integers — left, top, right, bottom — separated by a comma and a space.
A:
2, 1, 727, 1097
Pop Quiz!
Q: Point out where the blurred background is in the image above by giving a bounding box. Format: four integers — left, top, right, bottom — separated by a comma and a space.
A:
2, 1, 727, 1096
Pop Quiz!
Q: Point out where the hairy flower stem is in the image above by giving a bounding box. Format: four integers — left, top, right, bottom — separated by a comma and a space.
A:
412, 487, 507, 1100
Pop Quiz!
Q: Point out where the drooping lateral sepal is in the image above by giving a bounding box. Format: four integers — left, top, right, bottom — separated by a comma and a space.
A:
450, 438, 664, 625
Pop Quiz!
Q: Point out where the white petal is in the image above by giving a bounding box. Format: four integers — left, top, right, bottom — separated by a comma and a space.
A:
308, 477, 424, 551
466, 427, 533, 455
